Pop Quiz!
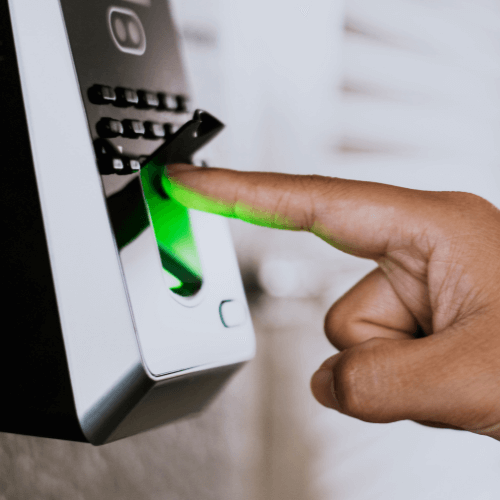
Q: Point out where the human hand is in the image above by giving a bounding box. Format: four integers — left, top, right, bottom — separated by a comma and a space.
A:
164, 163, 500, 440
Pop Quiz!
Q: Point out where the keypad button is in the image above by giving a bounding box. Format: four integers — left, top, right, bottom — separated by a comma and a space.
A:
163, 123, 174, 136
176, 95, 189, 113
169, 123, 182, 134
115, 87, 139, 107
122, 119, 145, 138
112, 158, 125, 172
137, 90, 160, 109
144, 121, 166, 139
98, 156, 125, 175
95, 141, 112, 159
96, 118, 123, 138
159, 92, 178, 111
125, 158, 142, 172
88, 85, 116, 105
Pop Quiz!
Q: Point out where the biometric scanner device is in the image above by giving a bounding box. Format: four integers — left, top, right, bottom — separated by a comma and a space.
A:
1, 0, 255, 445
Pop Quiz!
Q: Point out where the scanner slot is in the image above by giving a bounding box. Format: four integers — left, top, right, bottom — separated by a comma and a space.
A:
102, 110, 224, 298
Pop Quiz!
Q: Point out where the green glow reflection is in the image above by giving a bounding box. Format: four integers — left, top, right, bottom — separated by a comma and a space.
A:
140, 163, 202, 297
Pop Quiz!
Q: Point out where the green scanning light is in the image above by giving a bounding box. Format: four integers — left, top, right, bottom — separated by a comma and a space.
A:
140, 162, 203, 297
161, 172, 296, 230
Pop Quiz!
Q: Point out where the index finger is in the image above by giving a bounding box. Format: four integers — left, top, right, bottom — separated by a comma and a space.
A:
164, 163, 439, 259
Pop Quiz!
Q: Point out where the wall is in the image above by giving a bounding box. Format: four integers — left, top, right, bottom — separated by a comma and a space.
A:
176, 0, 500, 498
0, 349, 263, 500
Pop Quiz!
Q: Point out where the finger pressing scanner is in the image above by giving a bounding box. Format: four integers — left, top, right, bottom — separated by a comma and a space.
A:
1, 0, 255, 445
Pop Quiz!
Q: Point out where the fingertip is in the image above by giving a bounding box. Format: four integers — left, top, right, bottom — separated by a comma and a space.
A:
160, 167, 234, 216
162, 164, 241, 217
164, 163, 209, 195
320, 353, 341, 370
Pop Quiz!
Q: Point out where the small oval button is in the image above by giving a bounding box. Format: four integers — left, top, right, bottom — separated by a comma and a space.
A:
122, 119, 145, 138
115, 87, 139, 107
96, 118, 123, 138
220, 300, 246, 328
88, 84, 116, 105
137, 90, 160, 109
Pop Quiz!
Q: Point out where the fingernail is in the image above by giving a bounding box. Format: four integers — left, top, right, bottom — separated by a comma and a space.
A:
330, 380, 341, 412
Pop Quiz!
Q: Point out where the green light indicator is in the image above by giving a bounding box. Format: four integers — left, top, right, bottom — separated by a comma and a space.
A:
140, 162, 203, 297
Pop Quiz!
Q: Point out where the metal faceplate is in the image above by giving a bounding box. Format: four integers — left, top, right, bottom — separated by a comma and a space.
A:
58, 0, 255, 377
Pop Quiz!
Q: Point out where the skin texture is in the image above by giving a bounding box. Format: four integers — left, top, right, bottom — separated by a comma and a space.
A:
164, 163, 500, 441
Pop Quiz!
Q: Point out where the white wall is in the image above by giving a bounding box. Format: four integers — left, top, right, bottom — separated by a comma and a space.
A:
170, 1, 500, 499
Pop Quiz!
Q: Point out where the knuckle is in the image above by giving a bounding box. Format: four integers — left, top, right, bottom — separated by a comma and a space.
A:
324, 299, 357, 349
428, 191, 500, 242
442, 191, 497, 220
335, 350, 367, 418
335, 339, 388, 421
446, 191, 486, 205
324, 301, 344, 335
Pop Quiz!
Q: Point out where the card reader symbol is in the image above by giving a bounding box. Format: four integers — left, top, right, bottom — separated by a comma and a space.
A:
107, 6, 146, 56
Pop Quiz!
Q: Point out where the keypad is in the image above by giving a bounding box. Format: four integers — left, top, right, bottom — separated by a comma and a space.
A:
88, 84, 187, 113
96, 118, 176, 140
91, 84, 187, 178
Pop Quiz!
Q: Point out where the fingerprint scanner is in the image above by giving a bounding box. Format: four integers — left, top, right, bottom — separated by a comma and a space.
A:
140, 163, 203, 297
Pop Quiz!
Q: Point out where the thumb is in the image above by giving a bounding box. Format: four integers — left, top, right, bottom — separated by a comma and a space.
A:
310, 335, 471, 426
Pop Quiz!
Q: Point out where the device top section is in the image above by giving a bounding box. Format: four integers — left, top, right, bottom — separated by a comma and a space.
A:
59, 0, 191, 173
59, 0, 188, 96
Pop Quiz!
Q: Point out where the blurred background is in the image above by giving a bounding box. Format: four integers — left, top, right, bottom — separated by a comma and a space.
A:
3, 0, 500, 498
